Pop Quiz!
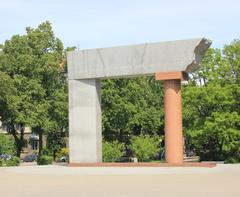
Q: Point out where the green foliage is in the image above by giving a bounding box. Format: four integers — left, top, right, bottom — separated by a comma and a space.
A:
103, 141, 126, 162
41, 146, 51, 156
46, 131, 66, 160
4, 156, 20, 166
0, 156, 20, 167
189, 112, 240, 161
0, 134, 16, 155
0, 21, 68, 156
55, 148, 69, 162
183, 40, 240, 161
224, 157, 239, 164
102, 77, 164, 143
0, 72, 18, 122
37, 155, 53, 165
129, 135, 161, 162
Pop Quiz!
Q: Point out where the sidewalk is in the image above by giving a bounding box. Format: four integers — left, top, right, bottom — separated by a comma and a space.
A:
0, 164, 239, 197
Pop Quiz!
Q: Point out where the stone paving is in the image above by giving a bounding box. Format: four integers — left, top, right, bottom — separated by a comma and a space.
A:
0, 164, 239, 197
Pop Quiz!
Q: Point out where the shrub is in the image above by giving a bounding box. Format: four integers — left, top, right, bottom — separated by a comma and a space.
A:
56, 148, 69, 162
37, 155, 53, 165
224, 157, 239, 164
0, 134, 16, 155
103, 141, 125, 162
129, 135, 161, 162
46, 131, 66, 160
0, 159, 3, 167
4, 156, 20, 166
42, 147, 51, 156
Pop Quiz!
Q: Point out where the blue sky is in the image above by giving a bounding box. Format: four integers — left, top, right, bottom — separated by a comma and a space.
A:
0, 0, 239, 49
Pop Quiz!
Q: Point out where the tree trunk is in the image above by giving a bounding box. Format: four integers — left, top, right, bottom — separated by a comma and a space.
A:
8, 121, 25, 158
19, 123, 25, 154
13, 133, 21, 157
38, 128, 43, 157
53, 150, 56, 161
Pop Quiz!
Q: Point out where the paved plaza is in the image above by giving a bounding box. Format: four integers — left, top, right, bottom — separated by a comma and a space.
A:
0, 164, 239, 197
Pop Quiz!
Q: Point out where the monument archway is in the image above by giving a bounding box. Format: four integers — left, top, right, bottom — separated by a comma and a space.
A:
67, 38, 211, 164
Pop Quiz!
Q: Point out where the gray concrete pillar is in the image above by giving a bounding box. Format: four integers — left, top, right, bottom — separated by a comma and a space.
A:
69, 79, 102, 163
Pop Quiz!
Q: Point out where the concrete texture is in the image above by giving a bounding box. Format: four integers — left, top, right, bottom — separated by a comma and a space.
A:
0, 164, 240, 197
69, 79, 102, 163
67, 38, 211, 164
67, 38, 211, 80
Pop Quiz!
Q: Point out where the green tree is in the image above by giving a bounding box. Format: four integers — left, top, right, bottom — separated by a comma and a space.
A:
102, 77, 164, 143
183, 40, 240, 161
0, 21, 68, 157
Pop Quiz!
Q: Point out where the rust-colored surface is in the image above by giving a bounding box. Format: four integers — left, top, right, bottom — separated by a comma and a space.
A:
163, 79, 184, 164
155, 71, 188, 81
68, 162, 216, 168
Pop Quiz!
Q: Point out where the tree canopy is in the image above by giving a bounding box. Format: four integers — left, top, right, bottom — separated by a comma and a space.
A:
183, 40, 240, 161
0, 21, 68, 156
102, 77, 164, 143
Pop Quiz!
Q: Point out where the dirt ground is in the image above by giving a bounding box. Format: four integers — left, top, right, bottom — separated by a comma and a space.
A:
0, 164, 239, 197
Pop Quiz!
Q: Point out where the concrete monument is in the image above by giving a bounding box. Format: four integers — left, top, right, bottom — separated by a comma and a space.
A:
67, 38, 211, 164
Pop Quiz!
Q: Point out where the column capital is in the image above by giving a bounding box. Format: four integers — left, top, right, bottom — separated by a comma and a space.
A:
155, 71, 189, 81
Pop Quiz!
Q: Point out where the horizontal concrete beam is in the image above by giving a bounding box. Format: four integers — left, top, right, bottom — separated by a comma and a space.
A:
67, 38, 211, 80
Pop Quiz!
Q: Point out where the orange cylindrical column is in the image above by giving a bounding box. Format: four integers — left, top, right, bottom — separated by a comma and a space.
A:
164, 79, 183, 164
